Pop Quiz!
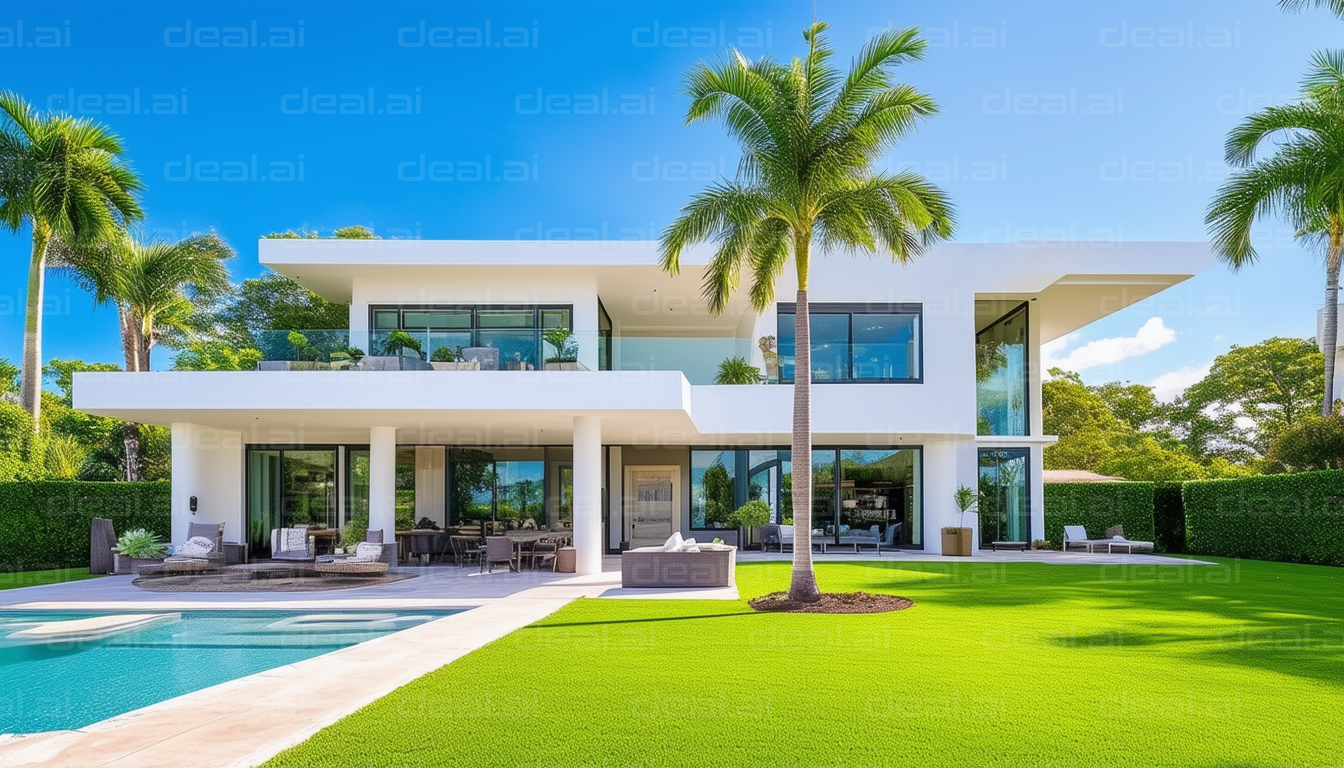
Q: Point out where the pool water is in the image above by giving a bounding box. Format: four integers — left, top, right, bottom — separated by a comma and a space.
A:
0, 609, 455, 734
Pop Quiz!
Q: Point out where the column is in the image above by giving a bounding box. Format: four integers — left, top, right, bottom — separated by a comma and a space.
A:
170, 423, 199, 546
369, 427, 397, 540
572, 416, 602, 573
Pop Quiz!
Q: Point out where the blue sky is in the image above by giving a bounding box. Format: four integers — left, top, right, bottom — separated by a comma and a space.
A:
0, 0, 1337, 396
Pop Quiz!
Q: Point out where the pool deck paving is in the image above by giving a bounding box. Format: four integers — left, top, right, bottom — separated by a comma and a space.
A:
0, 549, 1208, 767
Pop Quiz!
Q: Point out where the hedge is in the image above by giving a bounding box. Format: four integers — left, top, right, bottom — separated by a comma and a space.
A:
1183, 470, 1344, 567
0, 481, 170, 572
1153, 481, 1185, 554
1042, 482, 1156, 549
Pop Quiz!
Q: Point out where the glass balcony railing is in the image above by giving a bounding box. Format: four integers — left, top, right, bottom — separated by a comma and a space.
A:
248, 329, 781, 385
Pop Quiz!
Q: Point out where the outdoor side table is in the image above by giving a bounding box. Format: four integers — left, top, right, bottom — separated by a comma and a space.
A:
555, 547, 577, 573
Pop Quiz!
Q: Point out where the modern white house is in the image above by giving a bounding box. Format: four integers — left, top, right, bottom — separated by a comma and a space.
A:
74, 239, 1209, 572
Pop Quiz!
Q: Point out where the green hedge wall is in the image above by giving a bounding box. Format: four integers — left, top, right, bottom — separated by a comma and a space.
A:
1153, 481, 1186, 554
1183, 471, 1344, 567
1043, 482, 1156, 548
0, 481, 170, 572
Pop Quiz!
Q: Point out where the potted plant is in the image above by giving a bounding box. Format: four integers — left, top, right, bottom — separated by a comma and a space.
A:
714, 356, 760, 384
359, 332, 432, 370
384, 330, 424, 359
329, 346, 365, 370
758, 335, 779, 380
113, 528, 167, 574
430, 346, 478, 371
729, 499, 771, 550
543, 328, 584, 370
941, 485, 977, 556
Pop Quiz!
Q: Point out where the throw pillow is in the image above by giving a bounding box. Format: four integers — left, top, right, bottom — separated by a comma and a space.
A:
662, 532, 683, 552
283, 528, 308, 553
353, 542, 383, 562
678, 537, 698, 551
175, 536, 215, 558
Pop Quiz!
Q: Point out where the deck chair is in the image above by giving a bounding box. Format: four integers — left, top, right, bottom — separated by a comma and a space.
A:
1062, 525, 1111, 553
1102, 525, 1154, 554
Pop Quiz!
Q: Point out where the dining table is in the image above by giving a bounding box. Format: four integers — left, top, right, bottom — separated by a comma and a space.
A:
500, 530, 570, 568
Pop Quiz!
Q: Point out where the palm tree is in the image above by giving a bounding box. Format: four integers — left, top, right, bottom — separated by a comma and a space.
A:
1280, 0, 1344, 18
62, 230, 234, 478
659, 23, 955, 601
0, 91, 143, 430
1206, 51, 1344, 416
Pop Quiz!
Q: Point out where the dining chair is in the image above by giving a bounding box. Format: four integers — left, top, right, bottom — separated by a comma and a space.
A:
481, 537, 517, 573
530, 537, 559, 571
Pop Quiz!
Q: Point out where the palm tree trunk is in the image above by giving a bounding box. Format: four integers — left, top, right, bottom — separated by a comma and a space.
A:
20, 221, 52, 432
789, 237, 821, 602
122, 311, 148, 481
1324, 223, 1343, 417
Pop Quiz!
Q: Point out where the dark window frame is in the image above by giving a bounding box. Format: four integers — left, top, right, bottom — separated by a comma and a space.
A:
977, 446, 1032, 545
244, 444, 341, 555
687, 445, 925, 549
776, 302, 924, 384
975, 302, 1030, 437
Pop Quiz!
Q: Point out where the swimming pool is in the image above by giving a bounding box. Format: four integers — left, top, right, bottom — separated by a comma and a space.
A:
0, 609, 456, 734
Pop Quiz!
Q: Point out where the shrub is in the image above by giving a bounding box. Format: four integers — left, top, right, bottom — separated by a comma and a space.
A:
1153, 481, 1185, 554
1183, 470, 1344, 566
729, 500, 772, 528
0, 403, 43, 482
714, 356, 760, 385
0, 481, 170, 571
430, 346, 457, 362
383, 330, 423, 358
1043, 482, 1156, 546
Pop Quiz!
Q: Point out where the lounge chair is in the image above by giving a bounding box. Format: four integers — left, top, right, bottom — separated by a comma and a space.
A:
1062, 525, 1114, 553
186, 522, 227, 567
761, 524, 795, 553
1102, 525, 1154, 554
270, 527, 317, 561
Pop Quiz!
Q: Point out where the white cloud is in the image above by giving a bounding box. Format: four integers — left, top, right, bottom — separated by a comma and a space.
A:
1043, 317, 1178, 372
1150, 362, 1213, 402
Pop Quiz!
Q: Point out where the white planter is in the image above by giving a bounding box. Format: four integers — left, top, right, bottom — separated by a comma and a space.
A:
543, 361, 586, 371
430, 361, 481, 371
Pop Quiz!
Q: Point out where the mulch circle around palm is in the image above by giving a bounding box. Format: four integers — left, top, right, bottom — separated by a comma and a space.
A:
749, 591, 913, 614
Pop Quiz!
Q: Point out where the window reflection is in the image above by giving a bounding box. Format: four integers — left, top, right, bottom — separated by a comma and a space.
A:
976, 304, 1029, 436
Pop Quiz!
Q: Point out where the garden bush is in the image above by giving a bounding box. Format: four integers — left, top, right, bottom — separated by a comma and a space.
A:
0, 481, 170, 572
1153, 481, 1185, 554
1183, 470, 1344, 567
1042, 482, 1155, 548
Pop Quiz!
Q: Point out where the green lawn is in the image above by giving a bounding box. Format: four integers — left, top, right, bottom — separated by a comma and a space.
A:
266, 558, 1343, 767
0, 568, 99, 591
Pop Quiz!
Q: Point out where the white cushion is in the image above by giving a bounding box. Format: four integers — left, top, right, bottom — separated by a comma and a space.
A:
175, 536, 215, 558
677, 537, 698, 552
352, 542, 383, 562
662, 532, 683, 552
282, 528, 308, 553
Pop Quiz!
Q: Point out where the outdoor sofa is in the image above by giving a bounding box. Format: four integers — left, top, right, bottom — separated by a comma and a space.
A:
621, 533, 736, 588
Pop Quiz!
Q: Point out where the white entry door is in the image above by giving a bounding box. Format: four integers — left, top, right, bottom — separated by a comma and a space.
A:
625, 466, 679, 548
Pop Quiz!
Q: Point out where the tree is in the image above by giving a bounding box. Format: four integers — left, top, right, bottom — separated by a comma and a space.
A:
1206, 52, 1344, 416
43, 359, 121, 406
1171, 338, 1323, 461
172, 341, 263, 371
213, 271, 349, 350
1268, 413, 1344, 470
62, 231, 234, 479
659, 23, 955, 600
1280, 0, 1344, 20
702, 462, 735, 526
1094, 381, 1163, 432
0, 91, 143, 430
0, 357, 18, 395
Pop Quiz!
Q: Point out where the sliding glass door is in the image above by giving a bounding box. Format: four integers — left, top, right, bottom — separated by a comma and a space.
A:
246, 447, 337, 556
978, 448, 1030, 545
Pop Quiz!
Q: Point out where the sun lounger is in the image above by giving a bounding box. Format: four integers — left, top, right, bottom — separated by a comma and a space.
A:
1102, 525, 1154, 553
1062, 525, 1114, 553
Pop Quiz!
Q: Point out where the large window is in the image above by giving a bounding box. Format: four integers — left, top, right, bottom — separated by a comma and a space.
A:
977, 303, 1029, 436
448, 448, 546, 527
978, 448, 1029, 545
778, 303, 922, 383
369, 305, 572, 369
246, 447, 337, 556
690, 447, 922, 547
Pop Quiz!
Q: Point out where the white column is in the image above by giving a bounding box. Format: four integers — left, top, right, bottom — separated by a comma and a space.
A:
572, 416, 603, 573
170, 423, 199, 546
369, 427, 397, 540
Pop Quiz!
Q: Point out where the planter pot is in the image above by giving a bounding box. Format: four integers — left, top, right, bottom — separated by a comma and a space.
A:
430, 361, 480, 371
114, 552, 164, 574
257, 360, 333, 371
941, 527, 973, 557
543, 360, 587, 371
358, 355, 433, 371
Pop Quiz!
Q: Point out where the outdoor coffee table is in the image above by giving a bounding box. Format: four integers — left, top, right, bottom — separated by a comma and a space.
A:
138, 558, 212, 576
990, 541, 1029, 551
314, 560, 390, 576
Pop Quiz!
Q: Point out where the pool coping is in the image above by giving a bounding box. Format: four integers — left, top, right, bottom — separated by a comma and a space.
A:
0, 572, 627, 768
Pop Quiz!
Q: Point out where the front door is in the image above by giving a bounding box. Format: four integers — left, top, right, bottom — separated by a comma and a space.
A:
625, 466, 678, 548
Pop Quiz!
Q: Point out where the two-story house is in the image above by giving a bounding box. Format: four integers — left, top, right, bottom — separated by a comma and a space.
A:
74, 238, 1209, 572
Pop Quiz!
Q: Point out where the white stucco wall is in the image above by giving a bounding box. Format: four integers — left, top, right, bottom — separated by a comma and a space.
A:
170, 423, 244, 546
